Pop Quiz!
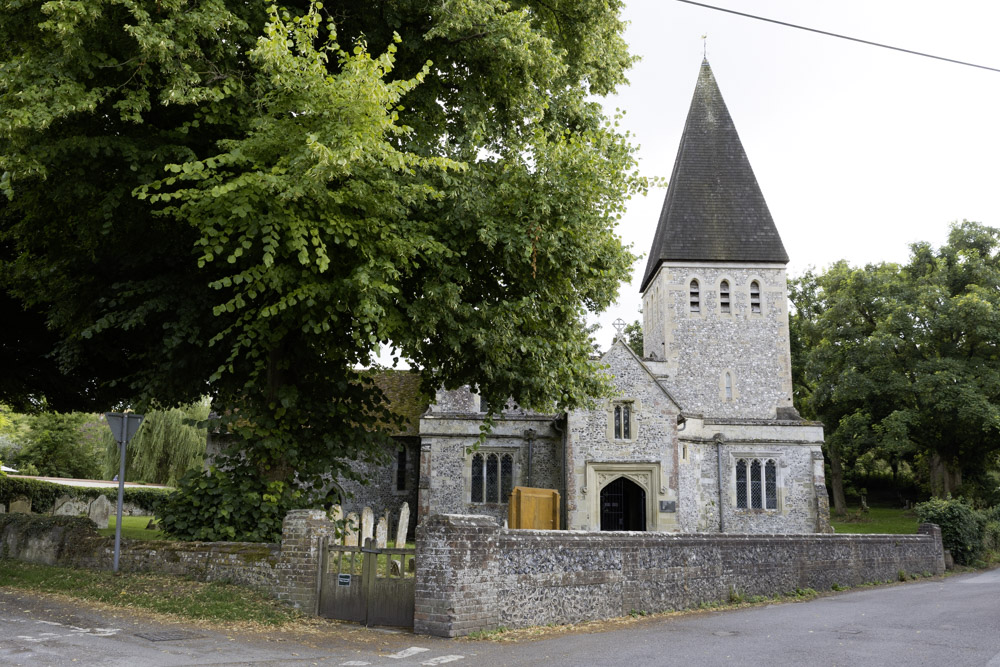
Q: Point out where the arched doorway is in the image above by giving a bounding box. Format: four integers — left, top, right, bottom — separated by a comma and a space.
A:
599, 476, 647, 531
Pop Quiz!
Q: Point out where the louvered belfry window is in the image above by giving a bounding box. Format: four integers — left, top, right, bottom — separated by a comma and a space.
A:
690, 279, 700, 312
720, 280, 730, 313
750, 281, 761, 314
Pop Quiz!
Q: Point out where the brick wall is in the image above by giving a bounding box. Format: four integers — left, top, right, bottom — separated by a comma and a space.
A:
415, 515, 946, 637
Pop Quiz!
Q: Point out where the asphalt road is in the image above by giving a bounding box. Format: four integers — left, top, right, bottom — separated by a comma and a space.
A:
2, 569, 999, 666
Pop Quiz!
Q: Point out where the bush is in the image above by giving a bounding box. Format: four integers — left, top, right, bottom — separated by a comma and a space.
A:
156, 466, 303, 543
914, 497, 985, 565
0, 476, 169, 514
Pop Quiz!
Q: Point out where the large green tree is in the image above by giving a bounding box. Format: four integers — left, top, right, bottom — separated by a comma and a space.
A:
0, 0, 641, 539
792, 222, 1000, 513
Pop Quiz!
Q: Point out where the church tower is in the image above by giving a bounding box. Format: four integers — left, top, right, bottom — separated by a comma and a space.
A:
640, 60, 796, 420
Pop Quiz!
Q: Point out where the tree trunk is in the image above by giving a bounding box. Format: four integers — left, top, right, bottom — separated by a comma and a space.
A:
826, 444, 847, 516
930, 452, 962, 497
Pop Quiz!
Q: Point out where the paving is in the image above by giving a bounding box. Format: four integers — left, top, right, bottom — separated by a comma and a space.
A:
2, 569, 999, 666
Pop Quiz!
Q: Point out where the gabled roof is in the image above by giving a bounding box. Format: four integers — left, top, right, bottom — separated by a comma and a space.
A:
640, 60, 788, 293
603, 339, 683, 412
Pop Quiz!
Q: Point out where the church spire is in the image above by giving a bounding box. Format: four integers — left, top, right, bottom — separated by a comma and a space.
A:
639, 60, 788, 293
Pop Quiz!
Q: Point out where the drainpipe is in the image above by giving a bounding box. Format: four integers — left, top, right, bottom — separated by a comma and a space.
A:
715, 434, 725, 533
552, 418, 567, 530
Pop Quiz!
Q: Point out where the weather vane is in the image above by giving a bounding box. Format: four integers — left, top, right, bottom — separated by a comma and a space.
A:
701, 33, 708, 58
613, 318, 626, 340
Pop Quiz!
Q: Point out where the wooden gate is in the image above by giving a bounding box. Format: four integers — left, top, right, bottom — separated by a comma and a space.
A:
318, 538, 415, 628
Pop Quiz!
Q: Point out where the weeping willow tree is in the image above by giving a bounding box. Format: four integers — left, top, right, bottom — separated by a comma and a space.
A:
103, 402, 210, 486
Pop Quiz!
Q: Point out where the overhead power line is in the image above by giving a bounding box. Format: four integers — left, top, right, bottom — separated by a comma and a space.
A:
676, 0, 1000, 74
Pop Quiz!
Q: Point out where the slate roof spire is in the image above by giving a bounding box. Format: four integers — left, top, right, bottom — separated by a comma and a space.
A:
640, 59, 789, 293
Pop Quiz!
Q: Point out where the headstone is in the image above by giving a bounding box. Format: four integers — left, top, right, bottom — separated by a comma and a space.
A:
390, 559, 402, 576
360, 506, 374, 546
327, 504, 343, 524
407, 557, 416, 573
343, 512, 359, 546
87, 495, 112, 529
53, 494, 90, 517
0, 503, 5, 514
10, 495, 31, 514
375, 516, 388, 549
394, 502, 410, 548
145, 517, 159, 530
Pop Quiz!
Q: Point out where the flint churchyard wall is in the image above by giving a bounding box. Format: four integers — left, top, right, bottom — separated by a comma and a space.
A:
414, 514, 946, 637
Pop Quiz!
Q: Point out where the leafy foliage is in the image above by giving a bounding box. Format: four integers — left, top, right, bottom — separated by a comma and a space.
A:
791, 222, 1000, 512
0, 475, 168, 514
101, 402, 209, 486
156, 466, 290, 543
914, 497, 985, 565
15, 412, 104, 479
1, 0, 642, 539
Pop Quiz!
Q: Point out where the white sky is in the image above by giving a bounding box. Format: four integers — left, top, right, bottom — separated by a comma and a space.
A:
592, 0, 1000, 347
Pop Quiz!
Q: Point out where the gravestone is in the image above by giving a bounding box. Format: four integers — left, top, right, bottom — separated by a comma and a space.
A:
53, 494, 90, 517
10, 496, 31, 514
394, 502, 410, 548
327, 504, 343, 523
375, 516, 388, 549
0, 503, 5, 514
360, 507, 374, 547
88, 495, 112, 529
343, 512, 359, 547
390, 559, 402, 576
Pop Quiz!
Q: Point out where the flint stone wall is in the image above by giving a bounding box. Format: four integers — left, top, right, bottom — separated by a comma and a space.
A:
415, 514, 946, 637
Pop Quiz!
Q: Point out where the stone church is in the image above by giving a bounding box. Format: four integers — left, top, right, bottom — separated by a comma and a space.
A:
347, 60, 832, 535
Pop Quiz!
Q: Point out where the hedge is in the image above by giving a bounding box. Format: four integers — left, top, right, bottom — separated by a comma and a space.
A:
0, 476, 169, 514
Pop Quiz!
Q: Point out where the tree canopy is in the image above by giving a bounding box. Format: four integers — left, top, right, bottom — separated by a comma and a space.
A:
0, 0, 643, 538
791, 222, 1000, 513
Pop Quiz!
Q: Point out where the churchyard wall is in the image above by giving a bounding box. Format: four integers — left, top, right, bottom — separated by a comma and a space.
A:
414, 514, 946, 637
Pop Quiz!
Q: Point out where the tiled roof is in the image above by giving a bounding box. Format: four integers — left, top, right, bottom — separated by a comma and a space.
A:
640, 60, 788, 293
374, 370, 431, 437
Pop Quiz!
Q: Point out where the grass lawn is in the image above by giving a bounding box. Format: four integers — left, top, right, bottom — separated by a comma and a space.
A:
830, 506, 920, 534
0, 559, 302, 625
97, 515, 168, 540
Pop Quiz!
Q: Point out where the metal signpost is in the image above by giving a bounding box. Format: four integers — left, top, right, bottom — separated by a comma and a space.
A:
104, 412, 144, 573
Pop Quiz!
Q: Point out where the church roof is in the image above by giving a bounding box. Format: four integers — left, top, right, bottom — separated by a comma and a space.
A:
640, 60, 788, 293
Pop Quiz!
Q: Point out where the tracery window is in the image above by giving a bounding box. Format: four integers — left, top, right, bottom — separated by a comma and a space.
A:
690, 279, 700, 312
735, 457, 778, 510
720, 280, 731, 313
750, 281, 761, 314
470, 452, 514, 503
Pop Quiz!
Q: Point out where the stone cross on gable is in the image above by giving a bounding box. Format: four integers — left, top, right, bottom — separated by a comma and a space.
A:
613, 318, 626, 341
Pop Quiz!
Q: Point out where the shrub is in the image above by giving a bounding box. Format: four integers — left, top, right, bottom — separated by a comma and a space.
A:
0, 476, 168, 514
914, 497, 985, 565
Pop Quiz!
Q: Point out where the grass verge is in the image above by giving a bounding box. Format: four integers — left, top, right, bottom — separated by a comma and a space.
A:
830, 506, 919, 534
97, 515, 167, 541
0, 560, 301, 626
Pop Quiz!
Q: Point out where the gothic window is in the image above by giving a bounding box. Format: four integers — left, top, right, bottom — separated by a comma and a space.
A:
735, 457, 779, 510
720, 280, 730, 313
470, 451, 515, 503
725, 372, 733, 401
690, 279, 700, 312
750, 281, 761, 314
613, 403, 634, 440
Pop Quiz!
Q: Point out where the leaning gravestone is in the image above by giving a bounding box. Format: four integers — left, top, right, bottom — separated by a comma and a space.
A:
87, 495, 112, 529
375, 516, 388, 549
10, 496, 31, 514
343, 512, 359, 546
53, 494, 90, 517
360, 507, 374, 547
394, 502, 410, 548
